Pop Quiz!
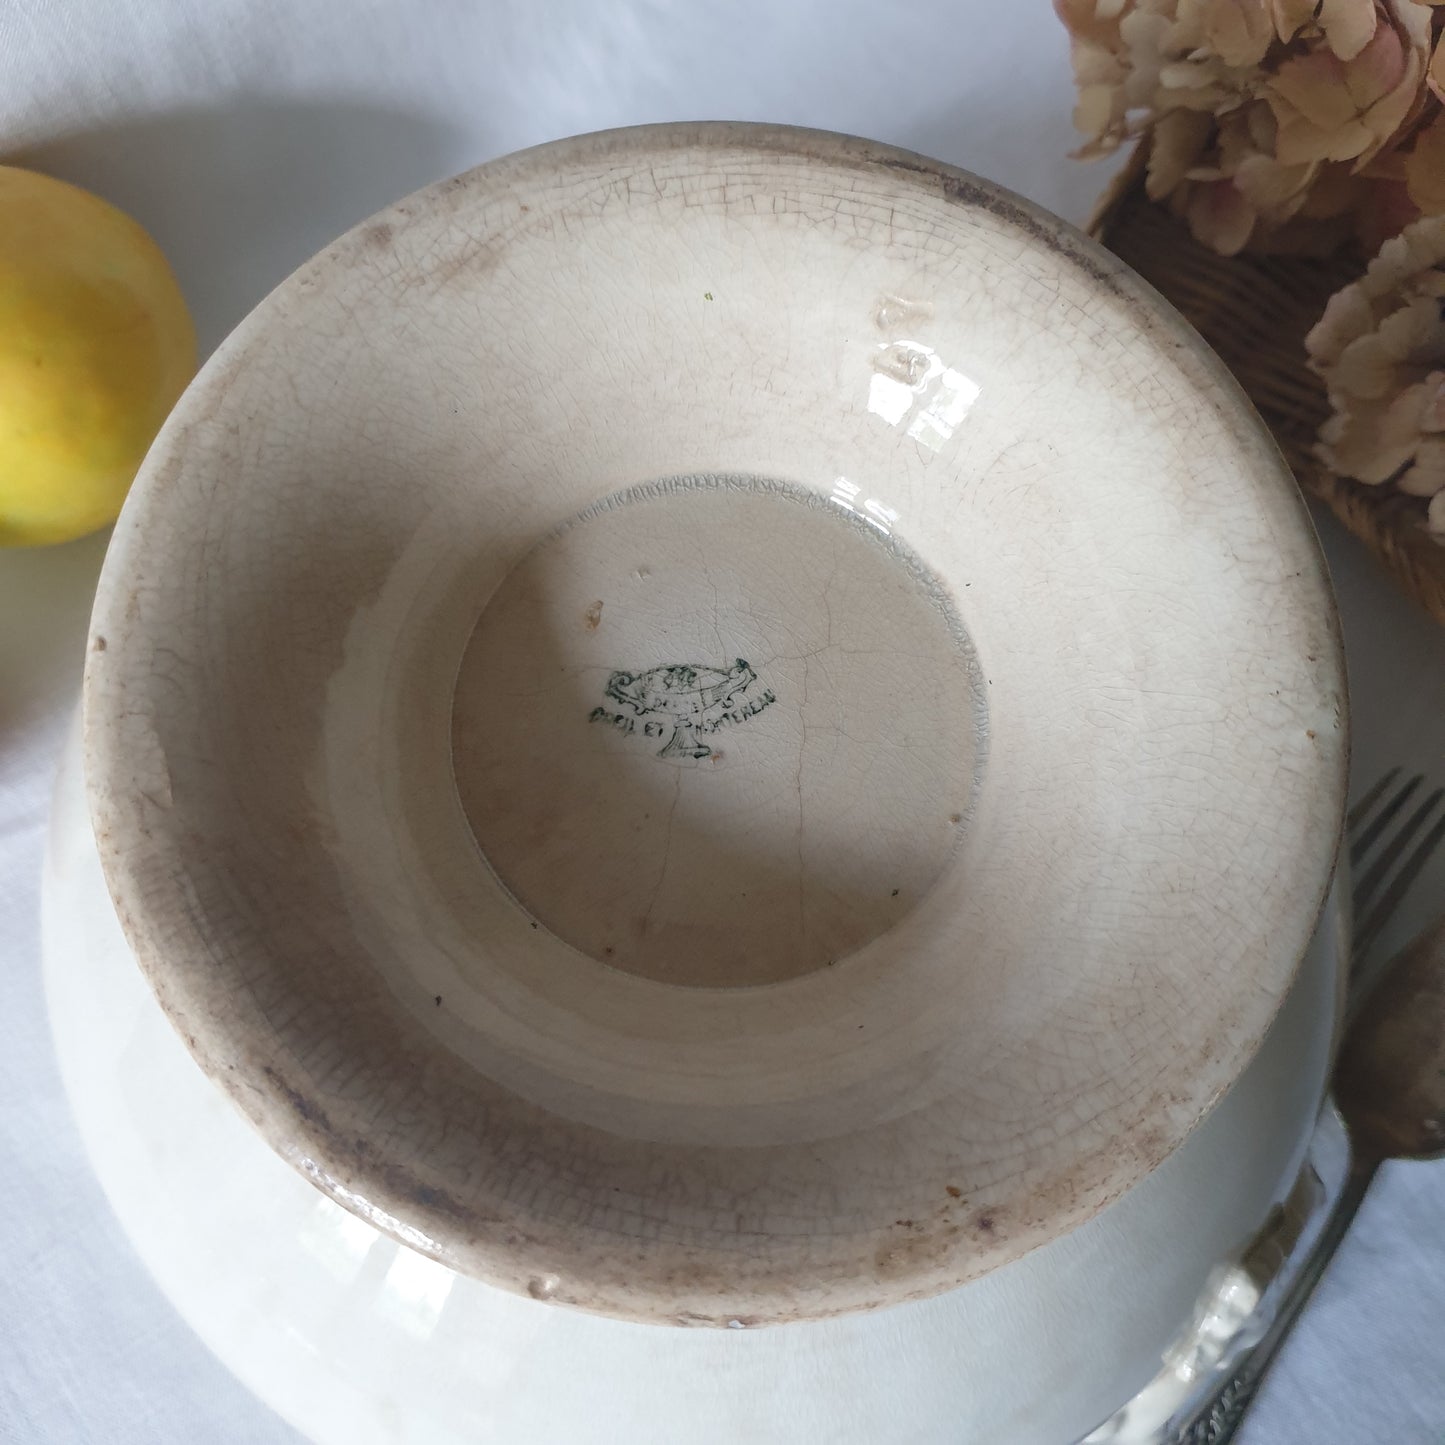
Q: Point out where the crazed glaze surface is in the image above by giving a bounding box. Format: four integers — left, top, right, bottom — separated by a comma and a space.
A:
452, 474, 985, 989
44, 719, 1345, 1444
82, 124, 1347, 1324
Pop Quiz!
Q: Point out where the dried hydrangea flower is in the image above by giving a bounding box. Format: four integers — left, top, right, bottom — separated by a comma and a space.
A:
1307, 216, 1445, 509
1057, 0, 1439, 253
1404, 113, 1445, 211
1269, 4, 1430, 166
1392, 28, 1445, 220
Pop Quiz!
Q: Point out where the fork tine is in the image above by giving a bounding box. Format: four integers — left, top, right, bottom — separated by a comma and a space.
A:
1347, 767, 1400, 833
1349, 773, 1422, 869
1351, 787, 1444, 920
1344, 771, 1445, 1002
1352, 804, 1445, 989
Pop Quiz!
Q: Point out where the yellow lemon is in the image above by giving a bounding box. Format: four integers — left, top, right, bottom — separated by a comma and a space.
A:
0, 166, 196, 546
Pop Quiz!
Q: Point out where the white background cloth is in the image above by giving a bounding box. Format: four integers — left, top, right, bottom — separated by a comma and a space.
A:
1, 2, 1443, 1441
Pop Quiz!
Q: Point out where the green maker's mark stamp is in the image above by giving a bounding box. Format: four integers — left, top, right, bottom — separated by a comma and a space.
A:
589, 658, 776, 759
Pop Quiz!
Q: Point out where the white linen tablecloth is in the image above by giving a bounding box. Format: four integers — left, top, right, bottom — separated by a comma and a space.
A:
2, 3, 1443, 1440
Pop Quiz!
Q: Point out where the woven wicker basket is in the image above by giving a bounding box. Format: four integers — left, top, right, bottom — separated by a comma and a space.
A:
1088, 144, 1445, 626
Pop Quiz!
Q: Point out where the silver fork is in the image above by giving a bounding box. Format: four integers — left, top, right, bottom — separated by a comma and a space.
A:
1082, 771, 1445, 1445
1169, 770, 1445, 1445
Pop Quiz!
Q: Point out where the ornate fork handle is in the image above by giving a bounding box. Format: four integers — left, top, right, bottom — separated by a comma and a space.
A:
1087, 770, 1445, 1445
1170, 1162, 1375, 1444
